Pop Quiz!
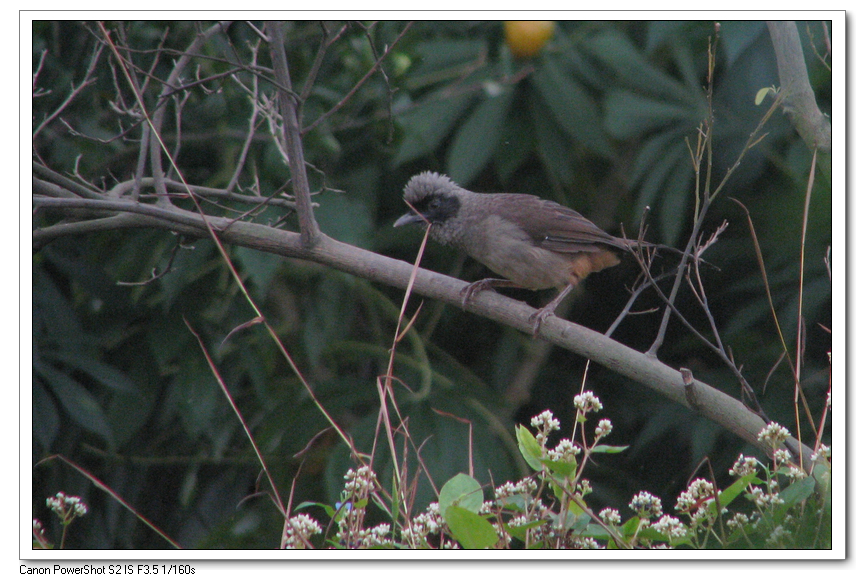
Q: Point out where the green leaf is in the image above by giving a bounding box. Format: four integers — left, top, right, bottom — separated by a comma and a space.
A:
33, 376, 60, 449
659, 153, 696, 245
515, 424, 544, 472
754, 86, 778, 106
34, 361, 114, 444
412, 39, 488, 76
294, 501, 337, 519
812, 462, 831, 500
167, 358, 221, 440
443, 505, 499, 549
439, 473, 484, 514
394, 93, 474, 165
315, 191, 374, 247
531, 54, 612, 158
628, 131, 682, 189
721, 20, 769, 68
540, 457, 577, 479
43, 351, 137, 394
233, 245, 283, 299
528, 97, 575, 187
779, 475, 817, 506
718, 472, 759, 507
590, 444, 629, 454
446, 87, 515, 184
493, 102, 533, 181
586, 29, 694, 102
631, 137, 693, 244
503, 518, 547, 544
645, 21, 690, 53
605, 90, 696, 140
620, 515, 643, 538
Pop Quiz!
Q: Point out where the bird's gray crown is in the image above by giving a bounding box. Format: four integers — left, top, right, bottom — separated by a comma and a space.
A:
403, 171, 459, 203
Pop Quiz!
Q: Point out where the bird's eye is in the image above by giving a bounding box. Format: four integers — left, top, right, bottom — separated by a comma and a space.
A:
428, 198, 441, 209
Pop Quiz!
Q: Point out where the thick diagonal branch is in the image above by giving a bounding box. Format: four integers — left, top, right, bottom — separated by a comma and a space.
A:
32, 192, 816, 471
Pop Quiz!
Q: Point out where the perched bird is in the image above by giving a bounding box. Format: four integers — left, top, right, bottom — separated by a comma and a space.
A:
394, 172, 652, 334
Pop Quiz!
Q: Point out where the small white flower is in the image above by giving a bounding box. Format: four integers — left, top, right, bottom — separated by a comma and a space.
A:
773, 449, 792, 464
726, 513, 749, 529
750, 487, 784, 509
571, 536, 601, 549
594, 419, 613, 439
652, 515, 688, 538
531, 410, 560, 432
599, 508, 621, 526
757, 422, 791, 449
573, 392, 603, 413
729, 454, 760, 477
282, 514, 322, 549
629, 491, 663, 519
46, 492, 88, 520
549, 439, 581, 462
810, 444, 831, 461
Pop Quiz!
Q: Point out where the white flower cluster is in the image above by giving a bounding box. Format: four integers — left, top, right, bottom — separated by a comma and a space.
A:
343, 465, 376, 496
573, 391, 603, 414
652, 515, 688, 538
46, 492, 88, 520
757, 422, 791, 449
729, 454, 759, 477
400, 502, 443, 547
629, 491, 663, 520
282, 514, 322, 549
494, 477, 538, 500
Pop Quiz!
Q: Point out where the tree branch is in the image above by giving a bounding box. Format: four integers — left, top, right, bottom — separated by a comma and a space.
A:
266, 21, 321, 248
767, 21, 831, 152
32, 192, 816, 470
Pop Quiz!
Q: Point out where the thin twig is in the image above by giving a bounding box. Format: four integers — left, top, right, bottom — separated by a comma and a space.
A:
302, 22, 413, 135
33, 43, 105, 141
299, 22, 348, 105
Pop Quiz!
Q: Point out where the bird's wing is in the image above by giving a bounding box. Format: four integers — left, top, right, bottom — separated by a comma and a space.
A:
488, 194, 629, 254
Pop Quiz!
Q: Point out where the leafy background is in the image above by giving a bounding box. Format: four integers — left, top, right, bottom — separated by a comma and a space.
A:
32, 20, 831, 548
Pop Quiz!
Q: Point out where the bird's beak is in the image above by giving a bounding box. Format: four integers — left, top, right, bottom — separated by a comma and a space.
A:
393, 211, 425, 228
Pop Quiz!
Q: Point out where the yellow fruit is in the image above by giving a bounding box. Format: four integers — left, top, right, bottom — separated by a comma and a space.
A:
504, 21, 555, 59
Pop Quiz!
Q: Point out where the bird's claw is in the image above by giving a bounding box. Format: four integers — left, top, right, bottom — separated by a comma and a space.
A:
528, 307, 556, 337
459, 280, 493, 308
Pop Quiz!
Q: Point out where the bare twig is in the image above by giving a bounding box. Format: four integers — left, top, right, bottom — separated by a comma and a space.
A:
789, 147, 821, 458
299, 22, 348, 105
359, 21, 398, 141
116, 236, 192, 286
35, 455, 182, 549
647, 31, 783, 358
227, 39, 264, 193
302, 22, 413, 135
186, 319, 286, 516
33, 42, 105, 141
730, 197, 817, 436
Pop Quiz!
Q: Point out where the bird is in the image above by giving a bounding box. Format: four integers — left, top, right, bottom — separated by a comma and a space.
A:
393, 171, 654, 335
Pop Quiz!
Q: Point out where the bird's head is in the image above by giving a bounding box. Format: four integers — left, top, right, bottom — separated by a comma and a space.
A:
393, 172, 463, 229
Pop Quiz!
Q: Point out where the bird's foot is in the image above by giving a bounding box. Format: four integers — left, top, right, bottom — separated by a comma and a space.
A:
528, 306, 557, 337
459, 278, 508, 308
527, 284, 574, 337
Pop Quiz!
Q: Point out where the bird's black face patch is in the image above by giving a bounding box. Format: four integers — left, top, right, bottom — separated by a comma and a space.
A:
414, 192, 460, 225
